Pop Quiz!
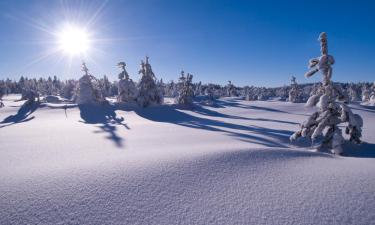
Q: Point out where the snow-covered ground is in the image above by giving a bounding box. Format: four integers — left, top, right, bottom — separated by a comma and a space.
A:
1, 94, 375, 225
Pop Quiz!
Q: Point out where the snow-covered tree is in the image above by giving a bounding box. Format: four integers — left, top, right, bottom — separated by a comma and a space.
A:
164, 80, 177, 97
288, 76, 303, 103
194, 81, 203, 96
348, 83, 361, 102
290, 32, 363, 154
117, 62, 137, 103
175, 70, 194, 105
257, 87, 270, 101
361, 84, 370, 102
101, 75, 111, 97
275, 85, 289, 101
0, 82, 5, 108
226, 81, 237, 97
136, 57, 163, 107
76, 62, 105, 104
157, 78, 166, 97
61, 80, 77, 100
369, 82, 375, 105
205, 84, 217, 100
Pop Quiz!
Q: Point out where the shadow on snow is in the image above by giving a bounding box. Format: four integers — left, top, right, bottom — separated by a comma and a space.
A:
131, 104, 294, 148
79, 103, 129, 148
0, 102, 39, 128
341, 142, 375, 158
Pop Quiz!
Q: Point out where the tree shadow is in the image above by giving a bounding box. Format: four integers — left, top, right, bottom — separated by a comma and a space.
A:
0, 102, 39, 128
198, 98, 309, 116
341, 142, 375, 158
191, 105, 299, 125
78, 103, 129, 148
349, 104, 375, 114
133, 105, 294, 148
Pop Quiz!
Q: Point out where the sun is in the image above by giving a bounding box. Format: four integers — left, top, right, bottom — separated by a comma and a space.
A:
57, 25, 91, 56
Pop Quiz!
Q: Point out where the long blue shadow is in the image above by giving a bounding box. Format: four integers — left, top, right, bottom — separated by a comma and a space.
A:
133, 105, 294, 148
0, 102, 39, 128
79, 103, 128, 148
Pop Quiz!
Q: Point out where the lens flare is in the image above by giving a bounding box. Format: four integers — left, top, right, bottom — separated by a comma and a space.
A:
57, 25, 91, 56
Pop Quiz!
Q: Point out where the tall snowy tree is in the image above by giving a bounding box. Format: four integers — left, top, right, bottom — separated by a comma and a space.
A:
117, 62, 137, 103
136, 56, 163, 107
175, 70, 194, 105
290, 32, 363, 154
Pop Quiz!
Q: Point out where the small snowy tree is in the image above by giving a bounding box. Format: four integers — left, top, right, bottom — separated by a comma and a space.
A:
290, 32, 363, 154
175, 70, 194, 105
61, 80, 76, 100
0, 83, 4, 108
361, 84, 370, 102
194, 81, 203, 96
117, 62, 137, 103
76, 62, 105, 104
275, 85, 289, 101
257, 87, 269, 101
136, 56, 163, 107
288, 76, 303, 103
226, 81, 237, 97
101, 75, 111, 97
348, 83, 360, 102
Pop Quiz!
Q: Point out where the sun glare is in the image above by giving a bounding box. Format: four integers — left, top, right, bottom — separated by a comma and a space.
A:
57, 25, 91, 56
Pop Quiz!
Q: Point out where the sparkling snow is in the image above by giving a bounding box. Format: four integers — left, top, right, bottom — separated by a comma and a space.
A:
1, 95, 375, 225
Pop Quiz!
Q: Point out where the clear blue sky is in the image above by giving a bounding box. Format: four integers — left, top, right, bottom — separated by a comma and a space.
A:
0, 0, 374, 86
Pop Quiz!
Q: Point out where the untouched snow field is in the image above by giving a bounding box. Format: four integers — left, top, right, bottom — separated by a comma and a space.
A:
1, 95, 375, 225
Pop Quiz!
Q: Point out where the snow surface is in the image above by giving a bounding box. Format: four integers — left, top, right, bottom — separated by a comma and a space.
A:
1, 95, 375, 225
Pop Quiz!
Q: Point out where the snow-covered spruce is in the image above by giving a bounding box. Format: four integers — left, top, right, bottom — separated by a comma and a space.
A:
369, 82, 375, 105
61, 80, 77, 100
348, 83, 361, 102
165, 80, 178, 97
205, 84, 218, 101
226, 81, 237, 97
288, 76, 303, 103
194, 81, 203, 96
175, 70, 194, 105
136, 57, 163, 107
18, 78, 40, 105
275, 85, 289, 101
117, 62, 137, 103
361, 84, 370, 102
76, 62, 106, 105
0, 83, 4, 108
290, 32, 363, 154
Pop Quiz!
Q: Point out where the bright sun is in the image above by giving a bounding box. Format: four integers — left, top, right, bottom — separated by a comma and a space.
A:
57, 25, 91, 56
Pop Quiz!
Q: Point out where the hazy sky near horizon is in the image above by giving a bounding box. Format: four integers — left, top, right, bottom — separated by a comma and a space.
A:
0, 0, 374, 86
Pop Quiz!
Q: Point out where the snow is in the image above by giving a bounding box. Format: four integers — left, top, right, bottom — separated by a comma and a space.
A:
1, 95, 375, 225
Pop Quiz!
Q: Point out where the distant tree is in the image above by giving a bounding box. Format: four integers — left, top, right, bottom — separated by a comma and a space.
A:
117, 62, 137, 103
136, 57, 163, 107
0, 82, 5, 108
361, 84, 370, 102
288, 76, 303, 103
175, 70, 194, 105
226, 81, 237, 97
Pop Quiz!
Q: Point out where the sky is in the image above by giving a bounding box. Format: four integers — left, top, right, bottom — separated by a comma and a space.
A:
0, 0, 374, 87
